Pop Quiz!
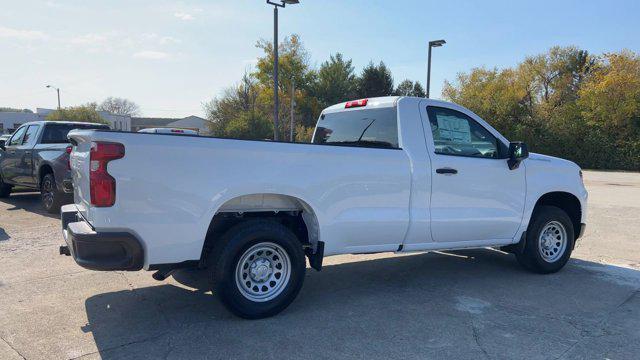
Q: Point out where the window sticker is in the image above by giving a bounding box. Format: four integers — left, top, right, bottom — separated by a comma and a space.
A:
437, 115, 471, 143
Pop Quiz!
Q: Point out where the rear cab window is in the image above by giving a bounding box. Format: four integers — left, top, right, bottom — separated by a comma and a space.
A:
42, 123, 109, 144
312, 107, 399, 149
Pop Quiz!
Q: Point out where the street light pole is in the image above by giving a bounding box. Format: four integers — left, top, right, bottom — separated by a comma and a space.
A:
266, 0, 299, 141
426, 39, 446, 98
290, 79, 295, 142
46, 85, 61, 109
273, 4, 279, 141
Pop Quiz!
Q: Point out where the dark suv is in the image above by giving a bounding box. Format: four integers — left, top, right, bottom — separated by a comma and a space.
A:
0, 121, 110, 213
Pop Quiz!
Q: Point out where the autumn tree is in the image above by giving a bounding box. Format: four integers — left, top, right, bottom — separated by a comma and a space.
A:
45, 103, 108, 124
97, 97, 141, 116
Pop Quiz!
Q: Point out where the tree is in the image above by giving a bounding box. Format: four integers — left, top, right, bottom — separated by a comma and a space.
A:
204, 71, 270, 139
45, 103, 108, 124
313, 53, 357, 107
97, 97, 141, 116
443, 47, 640, 170
578, 50, 640, 134
395, 80, 426, 97
357, 61, 394, 98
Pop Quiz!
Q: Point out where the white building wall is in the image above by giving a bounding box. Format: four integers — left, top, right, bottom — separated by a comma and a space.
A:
98, 111, 131, 131
0, 112, 40, 134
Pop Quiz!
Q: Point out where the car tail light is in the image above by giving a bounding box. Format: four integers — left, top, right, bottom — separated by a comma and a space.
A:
90, 142, 125, 207
345, 99, 368, 108
171, 129, 184, 133
65, 146, 72, 170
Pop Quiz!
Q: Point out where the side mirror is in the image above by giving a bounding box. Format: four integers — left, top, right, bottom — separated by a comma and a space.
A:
507, 142, 529, 170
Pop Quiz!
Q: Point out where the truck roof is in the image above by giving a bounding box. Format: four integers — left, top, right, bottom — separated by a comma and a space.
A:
322, 96, 466, 114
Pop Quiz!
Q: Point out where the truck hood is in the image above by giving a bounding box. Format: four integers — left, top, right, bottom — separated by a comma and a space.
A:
527, 152, 581, 171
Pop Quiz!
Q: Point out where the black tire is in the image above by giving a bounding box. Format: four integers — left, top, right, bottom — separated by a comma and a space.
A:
516, 206, 575, 274
0, 173, 11, 198
41, 173, 63, 214
208, 219, 306, 319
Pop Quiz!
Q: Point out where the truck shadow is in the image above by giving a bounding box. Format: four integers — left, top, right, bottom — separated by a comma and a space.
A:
0, 191, 61, 219
83, 250, 640, 359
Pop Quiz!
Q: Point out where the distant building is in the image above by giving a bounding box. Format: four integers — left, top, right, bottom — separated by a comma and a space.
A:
1, 108, 206, 134
130, 115, 210, 134
99, 111, 131, 131
0, 111, 41, 134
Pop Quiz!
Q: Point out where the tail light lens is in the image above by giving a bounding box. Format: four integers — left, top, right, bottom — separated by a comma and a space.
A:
65, 146, 72, 170
345, 99, 368, 108
90, 142, 125, 207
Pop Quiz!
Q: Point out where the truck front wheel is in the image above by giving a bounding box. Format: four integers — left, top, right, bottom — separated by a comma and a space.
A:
208, 219, 306, 319
516, 206, 575, 274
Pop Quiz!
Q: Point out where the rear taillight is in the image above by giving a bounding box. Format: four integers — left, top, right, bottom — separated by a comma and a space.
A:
171, 129, 184, 133
90, 142, 125, 207
65, 146, 72, 170
345, 99, 368, 108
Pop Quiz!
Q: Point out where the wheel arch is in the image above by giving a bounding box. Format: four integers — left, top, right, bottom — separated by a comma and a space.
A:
532, 191, 582, 238
38, 163, 54, 186
200, 193, 321, 267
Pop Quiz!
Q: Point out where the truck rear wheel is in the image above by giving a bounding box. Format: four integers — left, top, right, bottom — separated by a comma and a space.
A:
208, 219, 306, 319
41, 173, 62, 214
516, 206, 575, 274
0, 174, 11, 198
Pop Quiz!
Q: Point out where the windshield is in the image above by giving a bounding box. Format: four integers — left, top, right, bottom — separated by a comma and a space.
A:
41, 123, 109, 144
312, 107, 399, 149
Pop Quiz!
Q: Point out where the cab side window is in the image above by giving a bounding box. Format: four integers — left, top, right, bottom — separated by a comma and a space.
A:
8, 126, 27, 146
427, 106, 500, 159
22, 125, 40, 147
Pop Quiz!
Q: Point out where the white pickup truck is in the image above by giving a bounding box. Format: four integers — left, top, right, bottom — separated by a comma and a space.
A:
60, 96, 587, 318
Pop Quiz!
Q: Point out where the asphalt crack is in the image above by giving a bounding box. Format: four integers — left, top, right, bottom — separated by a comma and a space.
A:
68, 332, 169, 360
556, 289, 640, 359
471, 322, 491, 359
0, 336, 26, 360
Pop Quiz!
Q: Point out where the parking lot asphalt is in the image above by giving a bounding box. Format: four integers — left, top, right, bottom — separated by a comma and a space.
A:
1, 170, 639, 360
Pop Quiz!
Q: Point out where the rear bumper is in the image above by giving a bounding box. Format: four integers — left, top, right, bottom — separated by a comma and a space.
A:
60, 204, 144, 271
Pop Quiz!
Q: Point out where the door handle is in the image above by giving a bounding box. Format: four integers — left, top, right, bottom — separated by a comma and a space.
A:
436, 168, 458, 175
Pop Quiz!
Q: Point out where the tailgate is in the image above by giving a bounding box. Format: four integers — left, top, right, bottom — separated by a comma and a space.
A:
68, 131, 94, 223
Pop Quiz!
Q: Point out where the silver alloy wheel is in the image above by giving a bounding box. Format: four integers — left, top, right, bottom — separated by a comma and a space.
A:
537, 220, 567, 263
41, 177, 54, 209
235, 242, 291, 302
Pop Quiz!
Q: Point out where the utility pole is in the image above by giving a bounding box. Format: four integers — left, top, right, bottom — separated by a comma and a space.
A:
290, 79, 295, 142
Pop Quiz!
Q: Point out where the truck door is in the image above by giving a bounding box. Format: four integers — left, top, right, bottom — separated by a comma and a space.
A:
15, 124, 40, 186
421, 105, 525, 243
0, 126, 28, 184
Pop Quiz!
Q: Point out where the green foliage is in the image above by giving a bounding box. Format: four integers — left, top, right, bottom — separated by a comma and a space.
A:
205, 35, 639, 170
395, 80, 426, 97
443, 47, 640, 170
357, 61, 394, 98
45, 103, 108, 124
225, 111, 273, 140
313, 53, 357, 108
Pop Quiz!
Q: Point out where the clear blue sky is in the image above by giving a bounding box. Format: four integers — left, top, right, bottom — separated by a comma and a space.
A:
1, 0, 638, 117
